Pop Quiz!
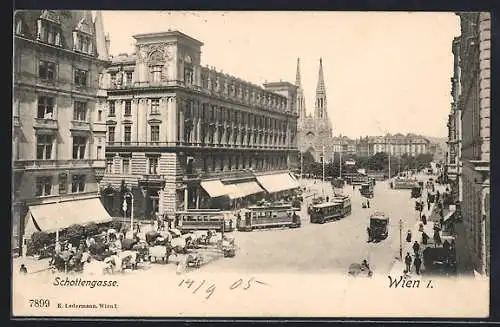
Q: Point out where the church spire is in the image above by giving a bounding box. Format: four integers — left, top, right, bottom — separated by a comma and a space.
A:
315, 58, 327, 120
295, 58, 302, 88
295, 58, 306, 120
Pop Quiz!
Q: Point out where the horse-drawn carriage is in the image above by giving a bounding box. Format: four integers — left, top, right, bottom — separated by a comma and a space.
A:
348, 261, 373, 278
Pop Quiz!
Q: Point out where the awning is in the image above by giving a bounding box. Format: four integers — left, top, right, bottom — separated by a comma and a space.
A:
224, 184, 245, 200
201, 180, 228, 198
235, 181, 265, 197
24, 198, 112, 236
256, 173, 300, 193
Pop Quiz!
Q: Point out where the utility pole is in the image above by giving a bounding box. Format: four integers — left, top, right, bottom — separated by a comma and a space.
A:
339, 148, 343, 179
300, 152, 304, 180
322, 145, 325, 197
388, 143, 391, 180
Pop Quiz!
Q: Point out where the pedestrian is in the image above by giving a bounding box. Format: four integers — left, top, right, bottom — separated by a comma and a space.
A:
367, 199, 370, 208
353, 185, 355, 190
436, 190, 440, 202
412, 241, 420, 256
404, 253, 412, 274
422, 214, 427, 225
422, 231, 429, 245
367, 227, 372, 242
406, 230, 412, 243
427, 201, 431, 211
326, 196, 329, 202
19, 264, 28, 275
414, 255, 422, 275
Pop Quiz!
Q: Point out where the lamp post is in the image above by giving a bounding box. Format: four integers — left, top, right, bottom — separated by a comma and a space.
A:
123, 191, 134, 235
399, 218, 403, 260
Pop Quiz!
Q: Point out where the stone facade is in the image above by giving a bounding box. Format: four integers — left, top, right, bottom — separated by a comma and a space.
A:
100, 31, 299, 218
13, 10, 109, 254
453, 12, 490, 275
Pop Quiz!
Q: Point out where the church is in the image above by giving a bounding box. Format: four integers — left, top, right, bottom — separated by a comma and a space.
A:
296, 58, 349, 163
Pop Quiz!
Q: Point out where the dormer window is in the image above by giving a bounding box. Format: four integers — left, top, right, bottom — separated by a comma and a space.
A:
73, 17, 94, 55
37, 19, 61, 46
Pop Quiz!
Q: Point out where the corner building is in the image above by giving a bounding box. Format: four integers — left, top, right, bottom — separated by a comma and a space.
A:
100, 31, 299, 219
13, 10, 110, 254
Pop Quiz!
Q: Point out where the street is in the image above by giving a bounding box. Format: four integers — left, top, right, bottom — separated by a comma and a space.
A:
200, 178, 421, 276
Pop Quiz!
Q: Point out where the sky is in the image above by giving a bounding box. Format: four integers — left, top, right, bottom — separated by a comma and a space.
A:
99, 11, 460, 139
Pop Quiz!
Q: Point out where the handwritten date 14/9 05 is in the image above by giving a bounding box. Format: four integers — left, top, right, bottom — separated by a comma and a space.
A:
178, 278, 268, 300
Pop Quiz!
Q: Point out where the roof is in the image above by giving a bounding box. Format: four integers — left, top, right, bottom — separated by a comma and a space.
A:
313, 202, 342, 208
370, 211, 388, 219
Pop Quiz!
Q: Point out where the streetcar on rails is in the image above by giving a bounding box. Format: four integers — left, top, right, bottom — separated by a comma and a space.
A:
175, 209, 235, 233
332, 194, 352, 217
237, 203, 301, 231
310, 201, 343, 224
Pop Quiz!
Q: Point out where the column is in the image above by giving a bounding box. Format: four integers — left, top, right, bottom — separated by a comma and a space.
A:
138, 99, 147, 143
196, 102, 201, 144
132, 99, 139, 142
160, 97, 168, 142
178, 98, 184, 143
196, 187, 200, 208
167, 97, 176, 143
184, 188, 188, 211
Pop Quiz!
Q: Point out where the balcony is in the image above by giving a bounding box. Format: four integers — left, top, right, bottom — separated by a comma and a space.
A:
138, 174, 166, 189
70, 120, 91, 132
33, 118, 58, 130
13, 159, 102, 171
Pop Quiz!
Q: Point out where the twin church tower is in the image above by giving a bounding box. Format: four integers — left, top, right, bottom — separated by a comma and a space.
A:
296, 58, 335, 162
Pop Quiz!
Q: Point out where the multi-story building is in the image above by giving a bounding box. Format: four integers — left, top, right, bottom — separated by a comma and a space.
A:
13, 10, 110, 255
99, 31, 299, 219
454, 12, 490, 276
362, 134, 430, 157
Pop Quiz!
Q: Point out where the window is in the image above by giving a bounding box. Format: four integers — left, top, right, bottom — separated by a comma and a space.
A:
71, 174, 86, 193
96, 146, 102, 159
125, 72, 133, 85
37, 96, 54, 119
108, 126, 115, 143
36, 135, 53, 159
38, 20, 61, 46
97, 109, 102, 121
75, 34, 92, 54
184, 66, 194, 85
58, 173, 67, 194
15, 19, 23, 35
150, 66, 162, 83
124, 126, 131, 143
124, 100, 132, 116
35, 176, 52, 196
72, 136, 87, 159
74, 69, 88, 86
151, 126, 160, 142
122, 158, 130, 174
39, 61, 55, 81
105, 157, 113, 173
73, 101, 87, 121
148, 157, 159, 175
108, 101, 115, 116
151, 99, 160, 114
110, 73, 116, 86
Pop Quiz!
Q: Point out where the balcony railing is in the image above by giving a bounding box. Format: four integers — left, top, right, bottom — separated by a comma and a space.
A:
33, 118, 58, 130
105, 141, 297, 151
14, 159, 104, 171
138, 174, 166, 189
70, 120, 91, 131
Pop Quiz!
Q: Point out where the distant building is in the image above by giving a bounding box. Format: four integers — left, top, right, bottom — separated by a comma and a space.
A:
13, 10, 110, 255
99, 30, 299, 218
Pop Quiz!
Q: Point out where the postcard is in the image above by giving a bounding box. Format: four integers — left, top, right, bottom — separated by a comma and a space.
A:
12, 10, 490, 318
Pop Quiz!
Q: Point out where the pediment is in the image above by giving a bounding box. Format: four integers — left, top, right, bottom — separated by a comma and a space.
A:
40, 10, 61, 24
148, 118, 162, 125
76, 17, 93, 35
